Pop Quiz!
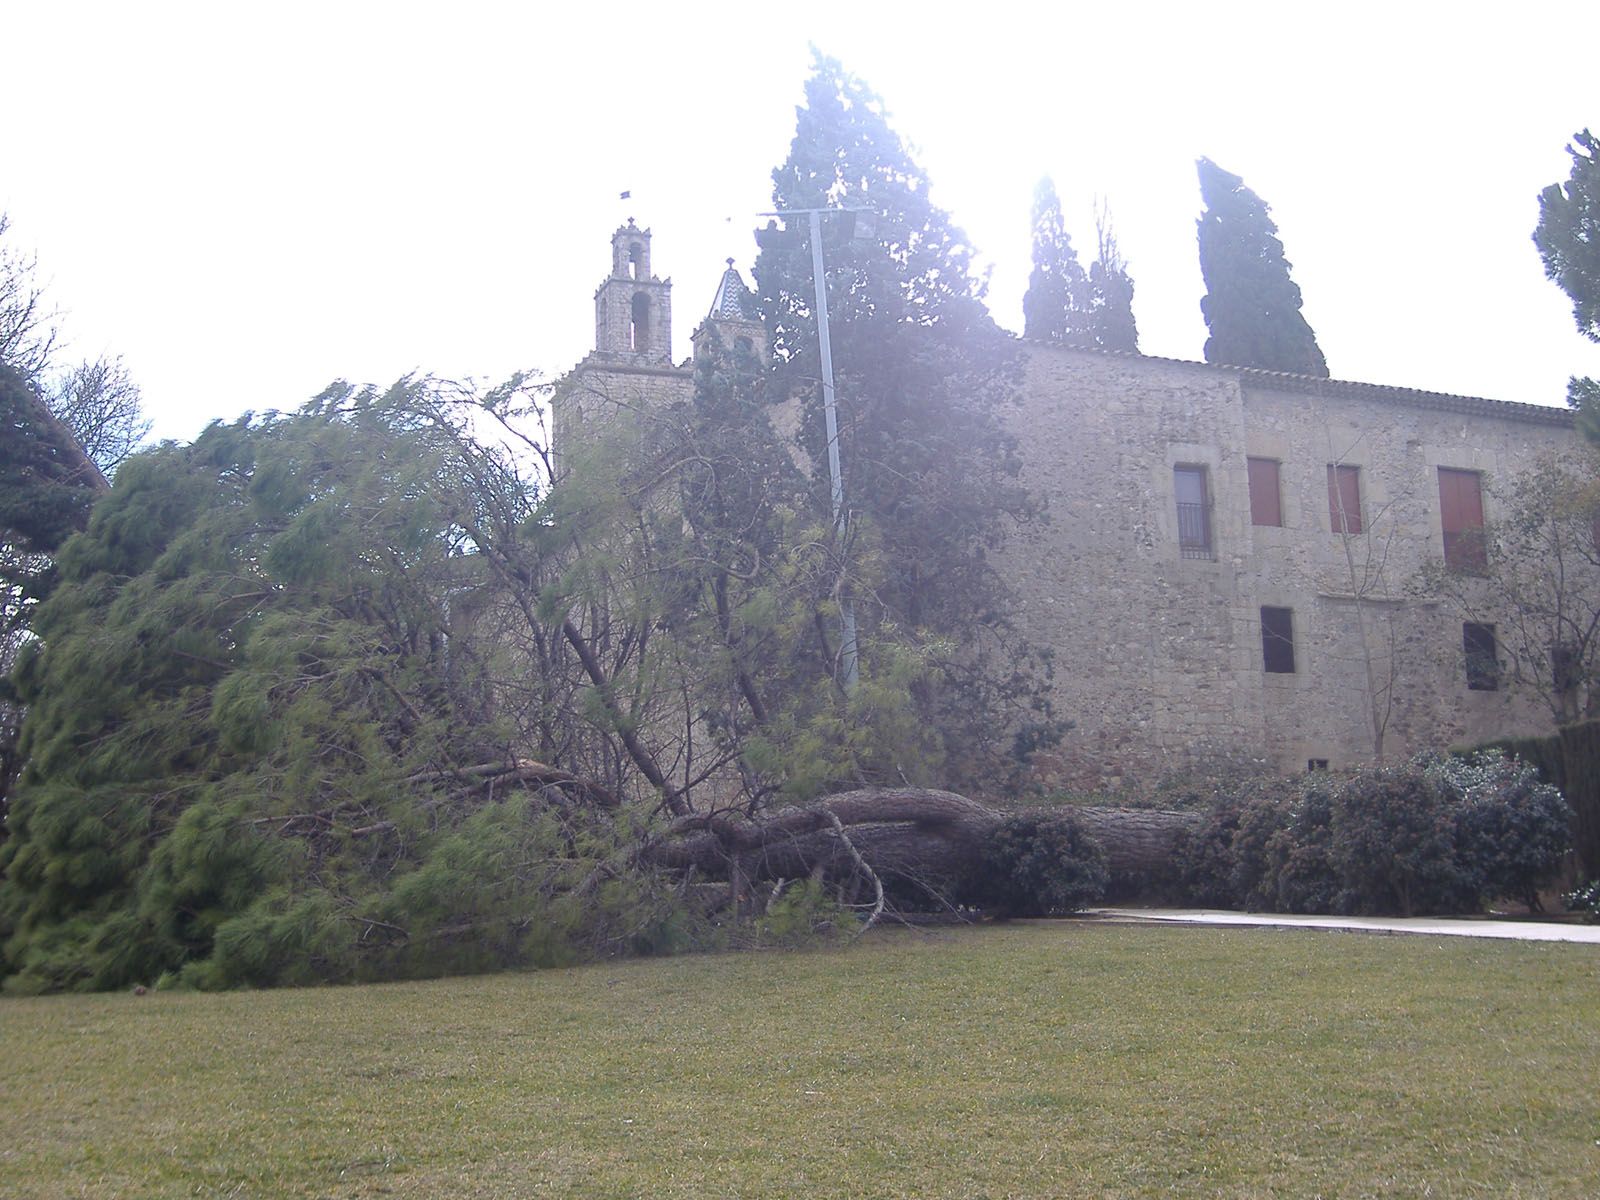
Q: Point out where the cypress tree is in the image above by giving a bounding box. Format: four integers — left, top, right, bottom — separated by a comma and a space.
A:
1533, 129, 1600, 434
1196, 158, 1328, 377
1088, 205, 1139, 353
1022, 177, 1092, 343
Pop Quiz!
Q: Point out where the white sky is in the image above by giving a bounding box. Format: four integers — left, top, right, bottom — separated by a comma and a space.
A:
3, 1, 1598, 441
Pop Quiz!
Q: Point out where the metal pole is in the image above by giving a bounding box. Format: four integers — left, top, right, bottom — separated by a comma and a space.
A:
807, 209, 859, 692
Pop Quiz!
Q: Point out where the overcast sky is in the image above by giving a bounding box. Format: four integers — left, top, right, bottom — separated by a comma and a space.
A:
4, 1, 1598, 441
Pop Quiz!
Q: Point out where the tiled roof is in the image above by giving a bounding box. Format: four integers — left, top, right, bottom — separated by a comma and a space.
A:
1019, 339, 1576, 428
707, 259, 759, 322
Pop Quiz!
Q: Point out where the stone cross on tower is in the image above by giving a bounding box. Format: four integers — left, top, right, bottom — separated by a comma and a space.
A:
594, 219, 673, 363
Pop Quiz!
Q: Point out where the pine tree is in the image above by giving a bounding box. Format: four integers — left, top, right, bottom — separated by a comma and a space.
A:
1533, 129, 1600, 434
1196, 158, 1328, 377
1087, 204, 1139, 353
1022, 177, 1092, 343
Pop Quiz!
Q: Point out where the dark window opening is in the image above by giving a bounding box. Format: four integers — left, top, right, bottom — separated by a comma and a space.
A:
1553, 643, 1580, 694
1307, 758, 1329, 772
1175, 465, 1213, 559
628, 242, 643, 280
1261, 606, 1296, 673
1327, 464, 1363, 534
1247, 457, 1282, 527
1439, 467, 1487, 571
630, 292, 651, 352
1463, 623, 1499, 691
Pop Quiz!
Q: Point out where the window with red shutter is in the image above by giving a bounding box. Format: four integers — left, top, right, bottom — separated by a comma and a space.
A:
1438, 468, 1486, 570
1326, 464, 1362, 534
1247, 458, 1282, 527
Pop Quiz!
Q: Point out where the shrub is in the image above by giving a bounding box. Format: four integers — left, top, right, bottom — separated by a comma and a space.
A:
1564, 879, 1600, 920
978, 812, 1109, 917
1173, 776, 1333, 911
1173, 752, 1573, 918
1329, 766, 1469, 916
1171, 803, 1243, 908
1251, 774, 1345, 913
1425, 752, 1572, 910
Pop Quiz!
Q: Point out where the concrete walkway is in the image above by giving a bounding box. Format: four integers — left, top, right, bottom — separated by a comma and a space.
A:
1088, 907, 1600, 944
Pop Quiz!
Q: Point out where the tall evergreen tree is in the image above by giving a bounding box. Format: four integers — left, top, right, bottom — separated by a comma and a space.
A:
752, 52, 1059, 793
1195, 158, 1328, 377
1533, 129, 1600, 434
1087, 204, 1139, 353
1022, 177, 1092, 343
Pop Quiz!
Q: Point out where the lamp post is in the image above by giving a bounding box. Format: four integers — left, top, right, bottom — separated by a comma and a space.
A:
755, 206, 869, 692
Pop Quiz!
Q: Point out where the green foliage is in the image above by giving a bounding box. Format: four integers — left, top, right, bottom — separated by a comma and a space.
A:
1557, 720, 1600, 878
977, 811, 1109, 916
1328, 766, 1470, 917
1564, 877, 1600, 919
1174, 774, 1344, 913
1423, 752, 1572, 910
0, 363, 98, 555
754, 878, 854, 947
1463, 722, 1600, 880
1195, 157, 1328, 377
1022, 177, 1092, 343
1023, 183, 1139, 354
0, 382, 714, 992
750, 53, 1062, 796
1533, 129, 1600, 424
1175, 753, 1571, 917
1088, 208, 1139, 353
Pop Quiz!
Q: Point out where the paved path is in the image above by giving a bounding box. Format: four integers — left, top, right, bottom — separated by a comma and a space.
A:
1088, 907, 1600, 944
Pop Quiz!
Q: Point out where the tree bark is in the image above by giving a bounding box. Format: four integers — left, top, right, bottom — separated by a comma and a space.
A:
643, 787, 1198, 894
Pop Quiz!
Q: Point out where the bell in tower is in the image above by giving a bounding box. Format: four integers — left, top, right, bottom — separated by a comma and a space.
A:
594, 219, 673, 363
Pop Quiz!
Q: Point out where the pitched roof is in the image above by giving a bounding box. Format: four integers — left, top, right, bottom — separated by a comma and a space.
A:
1020, 339, 1576, 428
707, 259, 759, 322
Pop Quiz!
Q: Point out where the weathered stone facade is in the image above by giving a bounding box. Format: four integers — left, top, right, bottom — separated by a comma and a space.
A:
551, 222, 693, 477
555, 224, 1583, 792
1003, 346, 1578, 789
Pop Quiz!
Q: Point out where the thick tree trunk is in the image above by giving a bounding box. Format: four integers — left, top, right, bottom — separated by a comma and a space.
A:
643, 788, 1198, 896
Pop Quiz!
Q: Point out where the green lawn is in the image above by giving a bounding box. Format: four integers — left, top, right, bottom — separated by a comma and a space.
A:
2, 923, 1597, 1198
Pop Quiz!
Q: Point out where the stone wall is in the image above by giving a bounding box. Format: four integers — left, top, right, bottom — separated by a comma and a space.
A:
549, 355, 693, 480
1001, 345, 1579, 791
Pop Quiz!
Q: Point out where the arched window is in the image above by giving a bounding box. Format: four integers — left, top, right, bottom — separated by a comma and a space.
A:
628, 243, 644, 280
631, 292, 651, 351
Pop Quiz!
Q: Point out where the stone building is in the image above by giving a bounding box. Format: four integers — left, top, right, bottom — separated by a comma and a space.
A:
1003, 347, 1576, 789
551, 220, 764, 476
555, 221, 1582, 791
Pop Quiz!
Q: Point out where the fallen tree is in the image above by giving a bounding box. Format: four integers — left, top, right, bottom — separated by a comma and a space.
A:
643, 787, 1200, 910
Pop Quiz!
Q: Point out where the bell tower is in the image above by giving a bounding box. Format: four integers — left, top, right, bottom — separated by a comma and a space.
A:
594, 219, 673, 363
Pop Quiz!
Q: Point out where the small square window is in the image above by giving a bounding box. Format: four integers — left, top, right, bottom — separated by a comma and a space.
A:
1307, 758, 1329, 772
1261, 606, 1296, 674
1247, 458, 1282, 527
1463, 623, 1499, 691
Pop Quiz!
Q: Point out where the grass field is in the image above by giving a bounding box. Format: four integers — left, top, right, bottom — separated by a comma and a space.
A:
2, 922, 1597, 1198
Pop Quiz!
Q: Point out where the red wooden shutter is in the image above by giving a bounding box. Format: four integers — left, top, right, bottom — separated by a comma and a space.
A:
1326, 465, 1362, 534
1247, 458, 1281, 527
1439, 468, 1486, 569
